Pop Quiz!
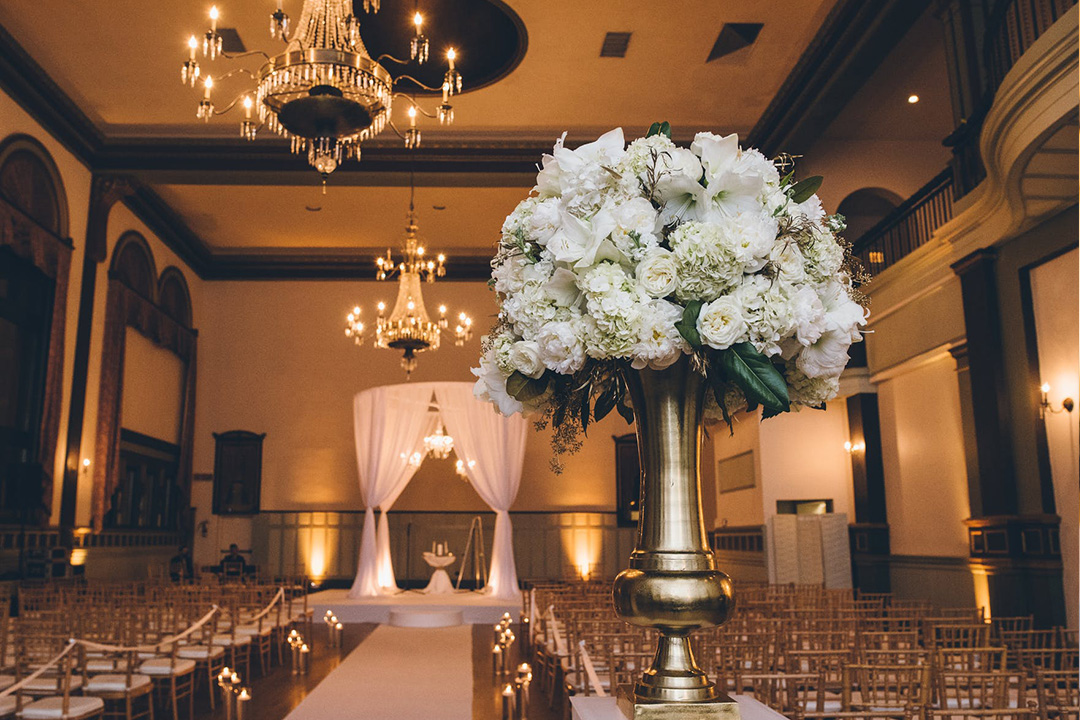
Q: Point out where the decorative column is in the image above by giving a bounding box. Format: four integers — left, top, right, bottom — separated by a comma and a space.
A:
846, 393, 890, 593
951, 249, 1064, 626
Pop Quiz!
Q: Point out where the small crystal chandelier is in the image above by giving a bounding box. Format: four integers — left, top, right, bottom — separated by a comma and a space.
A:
455, 457, 475, 480
424, 421, 454, 459
345, 169, 473, 376
178, 0, 463, 180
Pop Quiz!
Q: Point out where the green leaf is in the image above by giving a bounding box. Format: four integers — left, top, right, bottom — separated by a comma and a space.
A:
659, 121, 671, 138
593, 382, 620, 422
717, 343, 790, 414
788, 176, 823, 204
674, 301, 703, 348
646, 122, 661, 137
552, 399, 568, 429
705, 369, 735, 436
506, 371, 549, 402
780, 169, 795, 188
580, 387, 591, 436
616, 392, 634, 424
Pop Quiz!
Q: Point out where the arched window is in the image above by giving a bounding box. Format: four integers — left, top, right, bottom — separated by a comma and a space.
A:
837, 188, 903, 244
110, 232, 157, 301
0, 134, 72, 524
0, 135, 68, 237
157, 268, 193, 328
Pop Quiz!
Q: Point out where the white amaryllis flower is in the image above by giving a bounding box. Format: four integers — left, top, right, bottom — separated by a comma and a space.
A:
508, 340, 545, 379
796, 328, 851, 378
697, 296, 748, 350
636, 249, 678, 298
546, 205, 619, 268
631, 300, 688, 370
818, 279, 868, 341
473, 347, 525, 416
535, 319, 588, 374
538, 128, 626, 214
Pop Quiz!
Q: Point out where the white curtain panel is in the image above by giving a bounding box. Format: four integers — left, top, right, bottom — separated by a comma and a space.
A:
348, 385, 435, 597
434, 382, 527, 599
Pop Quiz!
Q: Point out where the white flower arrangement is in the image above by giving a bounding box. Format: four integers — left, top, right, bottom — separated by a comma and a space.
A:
473, 123, 868, 456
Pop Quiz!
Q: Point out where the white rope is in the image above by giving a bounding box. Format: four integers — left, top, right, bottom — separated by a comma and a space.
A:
577, 640, 607, 698
0, 641, 76, 699
77, 605, 220, 653
246, 587, 285, 623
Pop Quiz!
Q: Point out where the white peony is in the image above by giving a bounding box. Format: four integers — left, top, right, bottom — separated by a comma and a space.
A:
535, 319, 588, 374
611, 196, 660, 262
631, 300, 688, 370
508, 340, 545, 379
636, 249, 678, 298
697, 296, 748, 350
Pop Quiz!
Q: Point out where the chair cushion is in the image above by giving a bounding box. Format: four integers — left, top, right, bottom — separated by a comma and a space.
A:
211, 636, 251, 647
138, 658, 196, 676
22, 676, 83, 693
17, 696, 104, 720
84, 659, 116, 673
177, 645, 225, 660
0, 696, 15, 719
85, 673, 152, 693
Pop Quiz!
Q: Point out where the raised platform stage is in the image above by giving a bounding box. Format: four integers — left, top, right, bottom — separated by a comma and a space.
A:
308, 588, 521, 625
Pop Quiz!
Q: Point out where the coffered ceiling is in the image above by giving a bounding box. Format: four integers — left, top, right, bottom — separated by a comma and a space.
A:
0, 0, 940, 277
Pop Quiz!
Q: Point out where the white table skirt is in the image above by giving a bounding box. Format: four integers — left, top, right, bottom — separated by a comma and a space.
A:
571, 694, 790, 720
423, 568, 455, 594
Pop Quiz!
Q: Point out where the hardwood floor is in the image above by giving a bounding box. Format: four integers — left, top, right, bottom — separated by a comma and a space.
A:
193, 623, 377, 720
190, 622, 562, 720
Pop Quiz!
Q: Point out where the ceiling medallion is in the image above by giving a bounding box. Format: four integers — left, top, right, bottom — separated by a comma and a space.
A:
344, 169, 472, 376
180, 0, 462, 179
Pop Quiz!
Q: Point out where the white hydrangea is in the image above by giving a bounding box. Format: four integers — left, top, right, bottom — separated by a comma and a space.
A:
786, 359, 841, 407
669, 221, 741, 302
580, 262, 645, 358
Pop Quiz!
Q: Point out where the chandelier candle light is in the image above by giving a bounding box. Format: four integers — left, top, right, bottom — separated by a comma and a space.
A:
345, 172, 472, 376
179, 0, 464, 180
474, 123, 869, 717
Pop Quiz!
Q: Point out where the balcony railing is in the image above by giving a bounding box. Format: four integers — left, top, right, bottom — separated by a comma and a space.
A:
851, 168, 955, 275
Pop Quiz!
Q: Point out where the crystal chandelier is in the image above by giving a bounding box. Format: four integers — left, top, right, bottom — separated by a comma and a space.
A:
423, 421, 454, 459
344, 171, 473, 376
180, 0, 462, 178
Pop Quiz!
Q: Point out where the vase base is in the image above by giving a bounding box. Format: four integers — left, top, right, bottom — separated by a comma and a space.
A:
616, 687, 741, 720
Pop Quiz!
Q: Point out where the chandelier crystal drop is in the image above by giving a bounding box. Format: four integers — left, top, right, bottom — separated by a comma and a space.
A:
344, 172, 473, 376
179, 0, 463, 178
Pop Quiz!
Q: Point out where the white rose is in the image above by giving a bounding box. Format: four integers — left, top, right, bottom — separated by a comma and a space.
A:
697, 296, 748, 350
636, 249, 678, 298
508, 341, 545, 379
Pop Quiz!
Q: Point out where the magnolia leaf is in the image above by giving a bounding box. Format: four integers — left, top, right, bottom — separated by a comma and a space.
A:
788, 176, 823, 204
706, 371, 735, 436
675, 301, 703, 348
761, 404, 784, 420
580, 388, 591, 436
718, 343, 790, 414
659, 121, 672, 138
646, 122, 662, 137
594, 383, 620, 422
616, 392, 634, 424
506, 371, 549, 402
780, 169, 795, 187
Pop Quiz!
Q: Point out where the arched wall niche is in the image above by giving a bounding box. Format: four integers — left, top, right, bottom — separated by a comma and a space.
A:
837, 187, 903, 243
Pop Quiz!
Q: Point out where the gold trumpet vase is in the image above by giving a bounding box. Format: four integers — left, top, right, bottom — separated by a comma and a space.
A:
612, 354, 738, 719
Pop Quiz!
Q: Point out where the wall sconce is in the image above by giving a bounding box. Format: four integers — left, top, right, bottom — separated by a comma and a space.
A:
81, 458, 91, 472
1040, 383, 1075, 419
844, 440, 865, 454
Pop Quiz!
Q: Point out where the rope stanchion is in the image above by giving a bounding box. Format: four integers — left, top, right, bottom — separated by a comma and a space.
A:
0, 641, 76, 699
76, 604, 220, 654
245, 587, 285, 623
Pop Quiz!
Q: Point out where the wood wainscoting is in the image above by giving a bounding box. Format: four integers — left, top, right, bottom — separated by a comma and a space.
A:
254, 511, 638, 585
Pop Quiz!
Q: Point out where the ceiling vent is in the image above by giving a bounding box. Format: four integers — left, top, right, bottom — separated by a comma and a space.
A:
707, 23, 763, 62
600, 32, 632, 58
217, 28, 247, 54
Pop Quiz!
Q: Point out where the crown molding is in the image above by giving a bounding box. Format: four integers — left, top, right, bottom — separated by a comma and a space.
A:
747, 0, 934, 157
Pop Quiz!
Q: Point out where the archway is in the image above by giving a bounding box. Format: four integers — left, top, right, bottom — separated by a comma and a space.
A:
837, 187, 903, 243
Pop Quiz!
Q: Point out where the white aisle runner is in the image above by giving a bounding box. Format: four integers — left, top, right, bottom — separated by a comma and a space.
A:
285, 625, 473, 720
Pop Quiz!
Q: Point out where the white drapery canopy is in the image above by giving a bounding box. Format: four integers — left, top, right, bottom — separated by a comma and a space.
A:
347, 381, 527, 599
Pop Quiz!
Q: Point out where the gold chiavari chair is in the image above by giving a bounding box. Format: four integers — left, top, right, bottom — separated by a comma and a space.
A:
15, 647, 105, 720
930, 624, 992, 650
910, 707, 1038, 720
843, 663, 932, 714
736, 671, 823, 716
82, 649, 154, 720
934, 670, 1017, 710
1033, 668, 1080, 720
936, 648, 1009, 673
1013, 648, 1078, 676
991, 617, 1034, 642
